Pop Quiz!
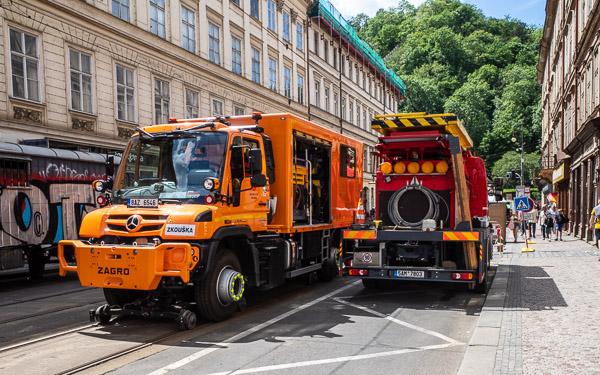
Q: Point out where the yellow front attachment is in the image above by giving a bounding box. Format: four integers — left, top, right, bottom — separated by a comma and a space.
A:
58, 241, 195, 290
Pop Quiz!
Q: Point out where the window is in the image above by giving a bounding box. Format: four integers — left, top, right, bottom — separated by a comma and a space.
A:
69, 49, 93, 113
209, 23, 220, 65
250, 0, 259, 19
116, 65, 135, 122
234, 106, 244, 115
267, 0, 276, 31
323, 40, 328, 63
341, 56, 345, 74
231, 0, 240, 6
349, 101, 353, 123
181, 7, 195, 53
0, 159, 30, 187
251, 48, 261, 84
314, 81, 320, 108
349, 63, 352, 80
268, 58, 277, 91
284, 67, 291, 98
341, 97, 346, 120
334, 92, 338, 116
185, 88, 199, 118
296, 22, 303, 50
324, 87, 329, 112
314, 31, 319, 56
232, 37, 242, 75
283, 11, 290, 42
340, 145, 356, 178
363, 110, 367, 130
212, 98, 223, 116
357, 105, 360, 127
154, 78, 169, 124
9, 28, 40, 102
297, 75, 304, 104
149, 0, 166, 38
112, 0, 130, 22
356, 66, 359, 83
333, 49, 337, 69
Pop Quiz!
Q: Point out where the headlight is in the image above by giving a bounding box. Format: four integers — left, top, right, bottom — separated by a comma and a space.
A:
203, 177, 220, 191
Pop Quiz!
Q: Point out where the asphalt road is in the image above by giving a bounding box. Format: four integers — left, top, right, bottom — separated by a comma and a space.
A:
0, 273, 491, 375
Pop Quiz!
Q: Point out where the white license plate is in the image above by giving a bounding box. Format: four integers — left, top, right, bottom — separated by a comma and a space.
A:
394, 270, 425, 278
127, 198, 158, 208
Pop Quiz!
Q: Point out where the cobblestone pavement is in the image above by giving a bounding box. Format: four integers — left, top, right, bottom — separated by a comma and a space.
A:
494, 231, 600, 374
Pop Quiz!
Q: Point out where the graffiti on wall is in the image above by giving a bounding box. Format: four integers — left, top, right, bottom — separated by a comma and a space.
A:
0, 158, 106, 248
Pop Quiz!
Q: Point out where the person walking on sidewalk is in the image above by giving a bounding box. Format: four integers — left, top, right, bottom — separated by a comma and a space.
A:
548, 204, 558, 239
539, 204, 547, 239
555, 209, 568, 241
527, 205, 538, 238
544, 212, 555, 241
589, 199, 600, 250
509, 212, 521, 243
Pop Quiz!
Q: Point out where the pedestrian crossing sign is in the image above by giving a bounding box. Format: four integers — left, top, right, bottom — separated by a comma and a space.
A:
514, 196, 530, 212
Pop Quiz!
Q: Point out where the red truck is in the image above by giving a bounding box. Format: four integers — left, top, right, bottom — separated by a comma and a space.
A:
342, 113, 492, 292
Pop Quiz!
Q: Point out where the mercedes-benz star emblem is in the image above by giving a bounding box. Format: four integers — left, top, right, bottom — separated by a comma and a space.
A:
126, 215, 141, 232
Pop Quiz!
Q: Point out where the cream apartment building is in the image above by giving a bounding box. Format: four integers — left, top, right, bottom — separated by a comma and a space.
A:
1, 0, 403, 206
538, 0, 600, 240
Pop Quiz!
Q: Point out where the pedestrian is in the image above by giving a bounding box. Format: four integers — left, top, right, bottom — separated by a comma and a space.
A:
527, 205, 538, 238
538, 204, 547, 239
589, 199, 600, 253
555, 209, 568, 241
544, 212, 554, 241
548, 204, 558, 238
508, 211, 520, 243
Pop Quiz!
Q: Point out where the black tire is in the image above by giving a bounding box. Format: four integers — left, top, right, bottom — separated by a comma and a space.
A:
473, 268, 489, 294
103, 289, 147, 308
195, 249, 243, 322
95, 304, 112, 325
317, 248, 339, 282
28, 246, 45, 280
362, 279, 380, 289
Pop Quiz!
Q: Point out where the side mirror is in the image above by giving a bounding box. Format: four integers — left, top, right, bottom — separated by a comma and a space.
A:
249, 148, 263, 174
251, 174, 267, 187
106, 155, 115, 177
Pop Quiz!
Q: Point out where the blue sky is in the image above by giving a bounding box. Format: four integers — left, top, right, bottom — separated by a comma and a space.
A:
329, 0, 546, 27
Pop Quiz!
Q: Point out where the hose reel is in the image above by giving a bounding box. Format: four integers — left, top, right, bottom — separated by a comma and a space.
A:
387, 184, 441, 227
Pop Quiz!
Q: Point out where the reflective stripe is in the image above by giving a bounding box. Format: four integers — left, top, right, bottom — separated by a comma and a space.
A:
442, 232, 479, 241
344, 231, 376, 239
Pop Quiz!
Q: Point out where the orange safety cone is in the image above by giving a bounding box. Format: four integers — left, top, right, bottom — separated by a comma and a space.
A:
355, 198, 366, 224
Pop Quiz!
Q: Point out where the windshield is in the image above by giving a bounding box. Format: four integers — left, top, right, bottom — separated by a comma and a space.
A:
114, 131, 228, 203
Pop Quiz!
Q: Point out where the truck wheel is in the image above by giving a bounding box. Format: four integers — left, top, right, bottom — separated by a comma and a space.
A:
103, 289, 147, 307
28, 246, 45, 280
317, 247, 339, 282
195, 249, 244, 322
473, 268, 489, 294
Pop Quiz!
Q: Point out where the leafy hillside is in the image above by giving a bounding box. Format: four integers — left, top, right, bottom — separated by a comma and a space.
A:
350, 0, 542, 180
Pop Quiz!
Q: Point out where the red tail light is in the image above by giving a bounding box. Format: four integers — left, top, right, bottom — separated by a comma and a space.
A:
451, 272, 473, 280
348, 269, 368, 276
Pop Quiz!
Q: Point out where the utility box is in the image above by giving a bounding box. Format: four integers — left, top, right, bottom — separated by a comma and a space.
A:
488, 202, 508, 243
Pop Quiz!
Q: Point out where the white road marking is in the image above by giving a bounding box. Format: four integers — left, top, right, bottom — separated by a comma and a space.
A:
333, 297, 462, 345
147, 281, 361, 375
204, 343, 457, 375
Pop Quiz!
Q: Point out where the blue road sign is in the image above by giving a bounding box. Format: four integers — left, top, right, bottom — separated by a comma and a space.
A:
514, 196, 531, 212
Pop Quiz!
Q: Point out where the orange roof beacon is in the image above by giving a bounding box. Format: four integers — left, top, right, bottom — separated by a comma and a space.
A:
58, 113, 363, 328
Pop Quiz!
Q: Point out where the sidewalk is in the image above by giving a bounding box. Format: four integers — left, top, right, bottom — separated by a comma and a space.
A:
458, 231, 600, 375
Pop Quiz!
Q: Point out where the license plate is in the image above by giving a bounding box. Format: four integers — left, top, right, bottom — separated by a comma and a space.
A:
127, 198, 158, 208
394, 270, 425, 278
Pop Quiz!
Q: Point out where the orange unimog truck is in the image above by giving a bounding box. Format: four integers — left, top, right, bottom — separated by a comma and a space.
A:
58, 113, 363, 329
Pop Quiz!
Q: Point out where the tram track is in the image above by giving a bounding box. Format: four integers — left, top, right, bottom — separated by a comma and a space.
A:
0, 299, 106, 325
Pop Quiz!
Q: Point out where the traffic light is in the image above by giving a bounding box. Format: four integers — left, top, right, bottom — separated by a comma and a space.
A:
505, 172, 511, 179
494, 177, 503, 187
511, 170, 516, 179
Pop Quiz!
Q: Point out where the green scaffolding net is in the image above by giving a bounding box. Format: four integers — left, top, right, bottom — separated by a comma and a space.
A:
309, 0, 405, 97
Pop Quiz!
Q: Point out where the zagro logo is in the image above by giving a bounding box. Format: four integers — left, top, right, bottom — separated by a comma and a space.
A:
126, 215, 141, 232
98, 267, 130, 275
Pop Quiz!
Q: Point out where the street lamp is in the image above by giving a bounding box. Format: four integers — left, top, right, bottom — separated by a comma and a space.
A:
511, 122, 524, 194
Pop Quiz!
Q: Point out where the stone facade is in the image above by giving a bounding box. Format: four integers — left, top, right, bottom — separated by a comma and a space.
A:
538, 0, 600, 240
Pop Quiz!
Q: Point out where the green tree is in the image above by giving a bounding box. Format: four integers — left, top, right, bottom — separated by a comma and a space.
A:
491, 151, 541, 188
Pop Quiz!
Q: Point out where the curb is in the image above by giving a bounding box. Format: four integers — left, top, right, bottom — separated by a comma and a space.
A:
456, 257, 509, 375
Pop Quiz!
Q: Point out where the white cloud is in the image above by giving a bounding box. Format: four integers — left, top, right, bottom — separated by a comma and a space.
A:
328, 0, 426, 19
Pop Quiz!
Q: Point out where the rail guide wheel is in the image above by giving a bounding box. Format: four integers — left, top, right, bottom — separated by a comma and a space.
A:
178, 309, 197, 331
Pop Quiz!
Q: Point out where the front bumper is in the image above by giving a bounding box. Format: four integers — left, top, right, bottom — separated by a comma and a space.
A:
58, 240, 196, 290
